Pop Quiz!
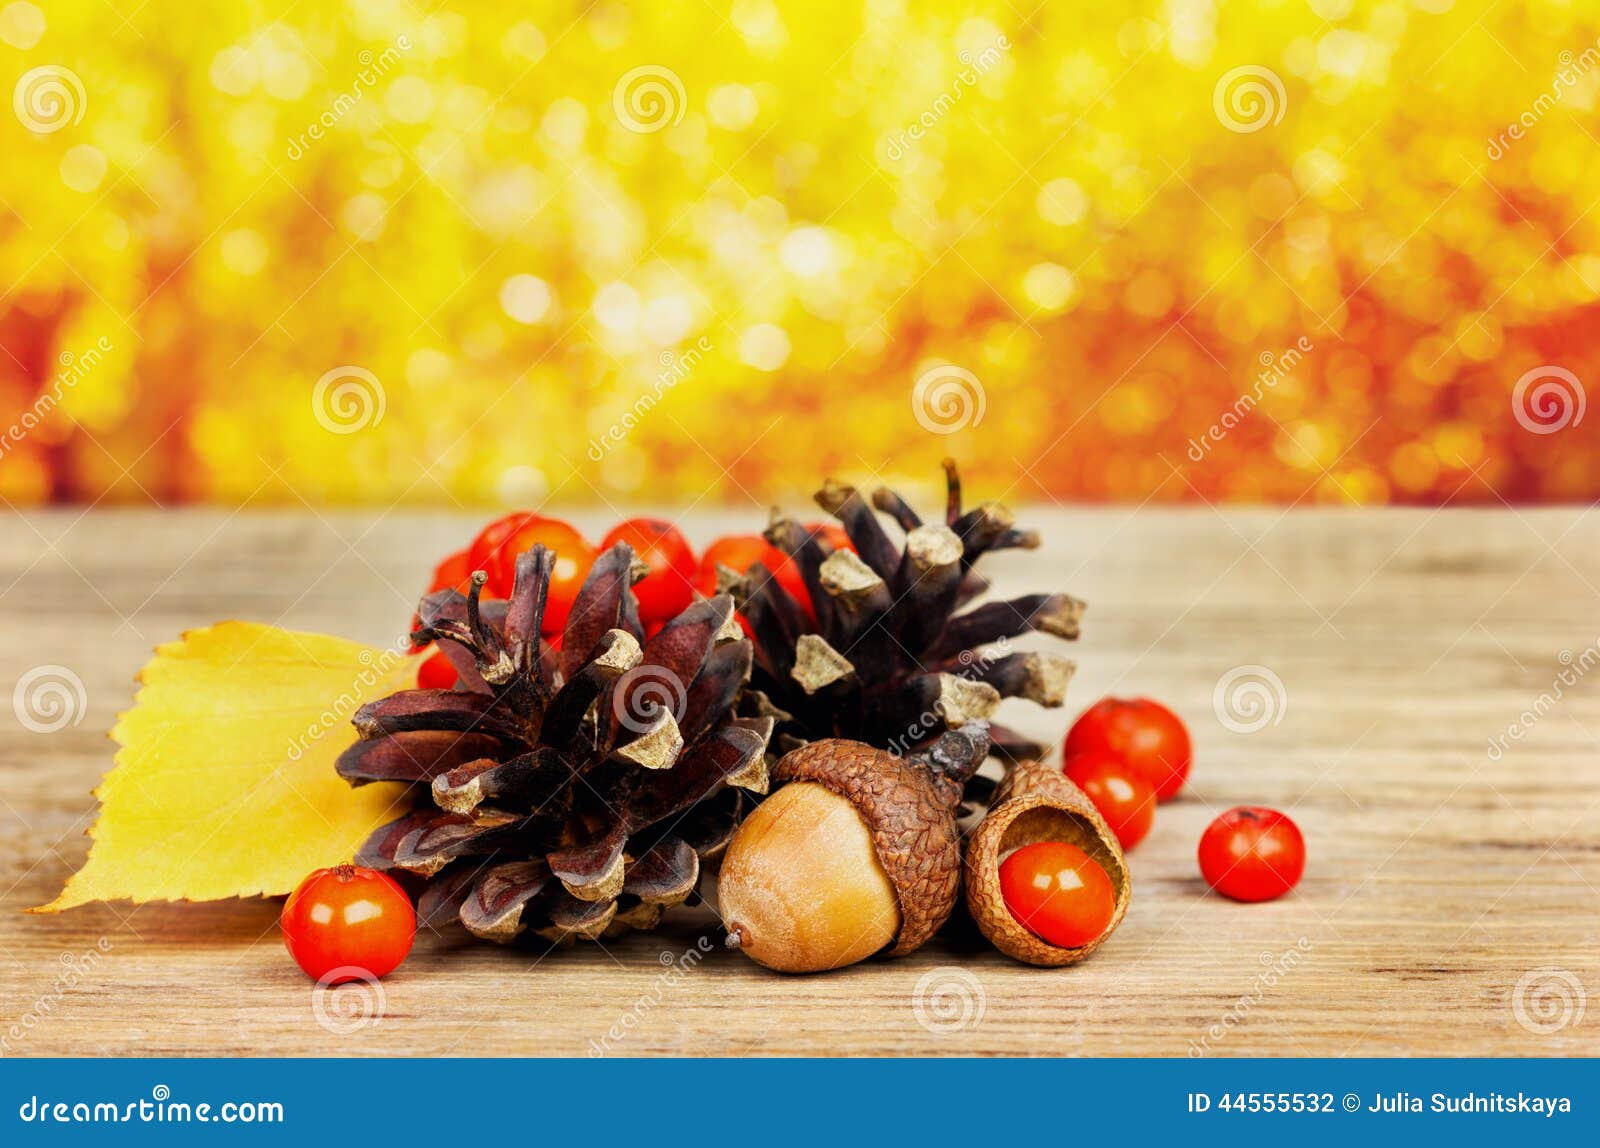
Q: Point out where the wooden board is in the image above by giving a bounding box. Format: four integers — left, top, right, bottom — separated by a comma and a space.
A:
2, 507, 1596, 1057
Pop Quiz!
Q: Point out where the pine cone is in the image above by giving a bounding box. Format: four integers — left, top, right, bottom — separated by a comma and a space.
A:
338, 542, 772, 945
730, 461, 1081, 780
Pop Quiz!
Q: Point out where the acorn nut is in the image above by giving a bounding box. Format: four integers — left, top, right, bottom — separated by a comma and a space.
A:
720, 738, 965, 973
965, 758, 1132, 967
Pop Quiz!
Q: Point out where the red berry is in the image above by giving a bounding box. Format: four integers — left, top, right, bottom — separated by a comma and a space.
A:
998, 841, 1117, 949
281, 865, 415, 983
695, 534, 811, 618
470, 514, 596, 633
429, 548, 477, 595
1064, 697, 1192, 801
417, 648, 458, 690
1063, 752, 1157, 850
507, 521, 596, 634
410, 548, 500, 654
601, 518, 697, 624
804, 521, 854, 553
1198, 806, 1305, 902
466, 512, 530, 593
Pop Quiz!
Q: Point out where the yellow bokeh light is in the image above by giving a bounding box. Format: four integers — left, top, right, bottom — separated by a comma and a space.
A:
0, 0, 1593, 508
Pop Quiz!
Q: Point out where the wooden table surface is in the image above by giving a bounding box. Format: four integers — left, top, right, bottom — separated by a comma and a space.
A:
2, 506, 1596, 1057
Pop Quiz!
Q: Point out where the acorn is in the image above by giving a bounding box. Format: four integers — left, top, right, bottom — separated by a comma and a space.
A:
965, 758, 1132, 967
719, 731, 987, 973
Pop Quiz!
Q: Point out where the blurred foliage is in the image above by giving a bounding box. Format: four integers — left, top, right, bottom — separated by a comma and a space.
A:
0, 0, 1597, 508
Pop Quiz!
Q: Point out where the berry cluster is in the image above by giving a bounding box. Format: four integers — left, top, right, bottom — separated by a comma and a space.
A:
410, 513, 850, 690
999, 697, 1304, 951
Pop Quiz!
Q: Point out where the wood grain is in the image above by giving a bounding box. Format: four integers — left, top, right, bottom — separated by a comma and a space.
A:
2, 507, 1597, 1057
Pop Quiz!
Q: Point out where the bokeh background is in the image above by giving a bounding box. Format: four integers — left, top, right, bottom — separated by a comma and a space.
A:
1, 0, 1597, 509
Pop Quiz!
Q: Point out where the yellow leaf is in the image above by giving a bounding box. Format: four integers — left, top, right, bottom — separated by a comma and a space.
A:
37, 622, 416, 911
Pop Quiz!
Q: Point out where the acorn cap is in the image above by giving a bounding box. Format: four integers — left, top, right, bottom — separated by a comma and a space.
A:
773, 739, 961, 956
964, 759, 1132, 967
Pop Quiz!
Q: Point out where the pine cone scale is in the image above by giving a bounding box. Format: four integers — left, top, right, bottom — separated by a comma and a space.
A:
336, 729, 503, 785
